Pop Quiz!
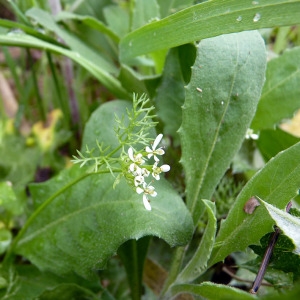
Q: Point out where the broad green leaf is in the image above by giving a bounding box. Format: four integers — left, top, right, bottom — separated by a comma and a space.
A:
55, 11, 120, 42
0, 34, 129, 99
209, 142, 300, 267
11, 100, 193, 277
176, 200, 216, 283
257, 128, 300, 162
13, 169, 192, 277
120, 0, 300, 62
259, 199, 300, 254
131, 0, 160, 31
171, 282, 256, 300
251, 47, 300, 130
81, 100, 130, 156
25, 7, 117, 74
179, 31, 266, 223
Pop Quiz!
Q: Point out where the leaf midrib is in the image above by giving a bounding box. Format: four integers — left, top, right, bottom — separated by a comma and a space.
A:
190, 39, 240, 216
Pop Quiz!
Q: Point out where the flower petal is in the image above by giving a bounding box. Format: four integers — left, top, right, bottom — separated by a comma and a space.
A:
134, 175, 144, 186
145, 146, 152, 153
152, 134, 163, 150
160, 164, 170, 172
128, 147, 134, 161
143, 195, 152, 211
152, 173, 160, 180
136, 187, 144, 194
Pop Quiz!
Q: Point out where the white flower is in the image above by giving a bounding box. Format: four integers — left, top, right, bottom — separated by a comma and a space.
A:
128, 147, 145, 164
146, 134, 165, 162
140, 168, 150, 177
128, 147, 145, 175
136, 182, 157, 211
134, 175, 145, 186
245, 129, 259, 140
152, 162, 170, 180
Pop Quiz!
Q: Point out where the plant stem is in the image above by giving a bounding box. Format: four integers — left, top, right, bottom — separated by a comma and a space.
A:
250, 201, 292, 294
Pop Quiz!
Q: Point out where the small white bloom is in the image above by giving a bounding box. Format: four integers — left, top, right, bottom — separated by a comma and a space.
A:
152, 162, 170, 180
128, 147, 145, 165
134, 175, 145, 186
136, 182, 157, 210
245, 129, 259, 140
129, 163, 142, 176
140, 168, 150, 177
128, 147, 145, 176
146, 134, 165, 162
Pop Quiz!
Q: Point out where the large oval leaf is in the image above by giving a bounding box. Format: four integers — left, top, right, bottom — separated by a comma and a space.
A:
12, 101, 193, 277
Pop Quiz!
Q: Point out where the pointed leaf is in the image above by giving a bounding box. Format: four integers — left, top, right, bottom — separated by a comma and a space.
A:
120, 0, 300, 62
259, 200, 300, 254
179, 31, 266, 223
209, 142, 300, 267
177, 200, 216, 283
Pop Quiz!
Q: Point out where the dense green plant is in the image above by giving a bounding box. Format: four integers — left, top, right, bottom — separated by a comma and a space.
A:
1, 0, 300, 299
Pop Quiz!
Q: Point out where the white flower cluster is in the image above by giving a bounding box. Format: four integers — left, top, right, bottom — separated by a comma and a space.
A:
127, 134, 170, 211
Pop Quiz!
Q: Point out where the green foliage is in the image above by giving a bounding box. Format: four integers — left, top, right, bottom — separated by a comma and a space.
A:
1, 0, 300, 299
209, 142, 300, 267
179, 31, 266, 223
